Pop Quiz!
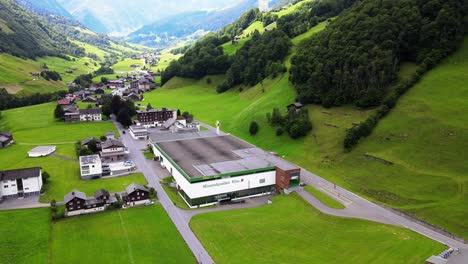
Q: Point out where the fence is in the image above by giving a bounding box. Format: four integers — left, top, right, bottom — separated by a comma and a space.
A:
380, 204, 467, 245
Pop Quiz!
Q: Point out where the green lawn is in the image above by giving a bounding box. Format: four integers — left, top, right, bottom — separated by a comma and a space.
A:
162, 184, 190, 210
0, 208, 51, 264
304, 185, 345, 209
0, 102, 147, 202
50, 205, 195, 264
190, 193, 444, 264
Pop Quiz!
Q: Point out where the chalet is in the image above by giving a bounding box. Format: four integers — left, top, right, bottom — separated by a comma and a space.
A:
79, 108, 102, 122
95, 87, 105, 94
64, 190, 87, 212
126, 93, 141, 102
81, 137, 102, 151
135, 108, 177, 128
138, 77, 151, 92
100, 138, 128, 162
82, 96, 98, 103
107, 80, 124, 89
287, 102, 303, 112
0, 167, 42, 200
130, 80, 138, 90
123, 183, 149, 205
0, 131, 13, 149
57, 99, 71, 106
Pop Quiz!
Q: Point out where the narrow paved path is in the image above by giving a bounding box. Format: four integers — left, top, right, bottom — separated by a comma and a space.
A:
51, 153, 78, 162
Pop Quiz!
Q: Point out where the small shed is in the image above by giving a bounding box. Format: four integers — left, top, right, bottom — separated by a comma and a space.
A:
28, 146, 56, 158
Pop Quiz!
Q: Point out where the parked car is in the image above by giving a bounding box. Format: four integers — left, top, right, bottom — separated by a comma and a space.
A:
145, 201, 155, 206
122, 130, 126, 134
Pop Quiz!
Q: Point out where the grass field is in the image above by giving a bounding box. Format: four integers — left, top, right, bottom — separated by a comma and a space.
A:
304, 185, 345, 209
191, 193, 444, 264
0, 54, 66, 95
50, 205, 195, 263
145, 20, 468, 238
0, 102, 147, 202
0, 208, 50, 264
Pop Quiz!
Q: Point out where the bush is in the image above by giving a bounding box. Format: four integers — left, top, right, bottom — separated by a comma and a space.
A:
276, 127, 284, 136
249, 121, 259, 135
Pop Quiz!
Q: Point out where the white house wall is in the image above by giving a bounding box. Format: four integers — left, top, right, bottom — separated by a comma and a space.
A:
1, 180, 18, 196
152, 145, 276, 199
22, 175, 42, 193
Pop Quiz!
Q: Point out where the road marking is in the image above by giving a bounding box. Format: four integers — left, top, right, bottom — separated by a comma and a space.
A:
320, 187, 353, 205
118, 211, 135, 264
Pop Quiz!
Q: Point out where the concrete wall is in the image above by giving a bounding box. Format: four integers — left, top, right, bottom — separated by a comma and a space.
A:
152, 144, 276, 199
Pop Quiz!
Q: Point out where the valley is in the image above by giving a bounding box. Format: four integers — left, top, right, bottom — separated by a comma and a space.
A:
0, 0, 467, 263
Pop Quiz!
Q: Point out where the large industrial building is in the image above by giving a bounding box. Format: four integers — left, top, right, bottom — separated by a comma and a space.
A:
151, 134, 300, 208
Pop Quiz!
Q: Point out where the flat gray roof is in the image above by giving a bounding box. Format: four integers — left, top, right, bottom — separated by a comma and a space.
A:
149, 130, 217, 143
157, 135, 298, 178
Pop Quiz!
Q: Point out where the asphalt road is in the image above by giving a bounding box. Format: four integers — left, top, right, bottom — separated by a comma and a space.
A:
116, 122, 215, 264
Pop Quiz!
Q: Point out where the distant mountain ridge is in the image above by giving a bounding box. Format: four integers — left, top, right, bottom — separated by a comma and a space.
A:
16, 0, 74, 19
127, 0, 282, 48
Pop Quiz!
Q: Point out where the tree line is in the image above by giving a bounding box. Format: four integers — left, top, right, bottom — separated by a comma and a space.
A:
290, 0, 466, 108
0, 88, 67, 111
277, 0, 357, 38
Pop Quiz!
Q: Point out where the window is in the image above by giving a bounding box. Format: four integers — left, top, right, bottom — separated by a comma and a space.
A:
69, 207, 74, 210
11, 184, 16, 187
25, 188, 29, 190
259, 179, 266, 184
77, 206, 80, 209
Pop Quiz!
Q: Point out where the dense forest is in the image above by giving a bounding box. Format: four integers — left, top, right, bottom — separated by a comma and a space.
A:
161, 35, 231, 83
0, 0, 84, 59
290, 0, 466, 107
277, 0, 357, 37
218, 8, 262, 38
217, 30, 290, 92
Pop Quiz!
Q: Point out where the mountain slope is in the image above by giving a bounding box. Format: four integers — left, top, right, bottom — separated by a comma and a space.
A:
16, 0, 74, 19
0, 0, 83, 59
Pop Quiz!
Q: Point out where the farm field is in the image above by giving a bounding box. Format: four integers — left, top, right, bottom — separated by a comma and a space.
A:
190, 193, 444, 264
0, 102, 147, 202
144, 22, 468, 238
50, 205, 195, 264
0, 208, 50, 264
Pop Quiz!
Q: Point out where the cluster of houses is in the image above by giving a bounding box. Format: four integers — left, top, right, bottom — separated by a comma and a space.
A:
0, 131, 13, 149
79, 133, 135, 179
64, 183, 151, 216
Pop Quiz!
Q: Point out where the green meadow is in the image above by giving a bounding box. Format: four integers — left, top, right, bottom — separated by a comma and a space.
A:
0, 208, 50, 264
51, 205, 195, 264
0, 206, 195, 264
190, 193, 444, 264
143, 20, 468, 238
0, 102, 147, 202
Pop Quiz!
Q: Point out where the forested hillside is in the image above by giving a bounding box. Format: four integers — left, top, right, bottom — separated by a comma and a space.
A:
290, 0, 466, 107
0, 0, 83, 59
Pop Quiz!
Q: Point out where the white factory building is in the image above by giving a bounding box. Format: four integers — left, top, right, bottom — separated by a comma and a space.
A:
150, 133, 300, 208
0, 167, 43, 200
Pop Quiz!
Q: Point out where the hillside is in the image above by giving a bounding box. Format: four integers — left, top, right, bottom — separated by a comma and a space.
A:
16, 0, 74, 19
145, 1, 468, 239
0, 0, 149, 96
0, 0, 82, 59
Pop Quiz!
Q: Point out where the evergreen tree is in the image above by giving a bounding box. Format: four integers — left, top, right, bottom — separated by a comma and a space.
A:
54, 104, 64, 120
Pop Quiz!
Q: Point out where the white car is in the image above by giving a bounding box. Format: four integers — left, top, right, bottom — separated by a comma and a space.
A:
144, 201, 155, 206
